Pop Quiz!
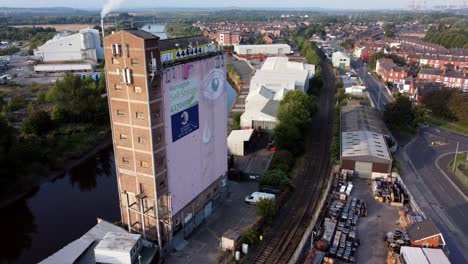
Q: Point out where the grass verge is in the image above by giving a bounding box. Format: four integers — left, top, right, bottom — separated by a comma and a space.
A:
428, 116, 468, 136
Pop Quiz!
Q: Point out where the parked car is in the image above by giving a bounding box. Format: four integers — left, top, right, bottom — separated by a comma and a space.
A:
244, 192, 275, 204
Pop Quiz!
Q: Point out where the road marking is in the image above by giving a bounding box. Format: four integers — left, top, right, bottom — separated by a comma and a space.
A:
434, 152, 468, 202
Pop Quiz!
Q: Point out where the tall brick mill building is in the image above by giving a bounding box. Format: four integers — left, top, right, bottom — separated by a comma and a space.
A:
103, 29, 228, 251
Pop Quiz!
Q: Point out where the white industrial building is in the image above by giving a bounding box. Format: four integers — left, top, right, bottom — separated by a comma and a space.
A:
227, 129, 254, 156
34, 28, 103, 63
399, 247, 451, 264
39, 219, 157, 264
240, 57, 315, 131
332, 51, 351, 69
340, 105, 393, 178
234, 44, 291, 55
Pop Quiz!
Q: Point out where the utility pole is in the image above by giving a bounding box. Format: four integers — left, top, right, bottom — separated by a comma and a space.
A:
452, 142, 459, 172
377, 87, 382, 111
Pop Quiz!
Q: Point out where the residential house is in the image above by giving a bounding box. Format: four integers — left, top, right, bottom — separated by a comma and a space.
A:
418, 68, 468, 89
376, 58, 409, 84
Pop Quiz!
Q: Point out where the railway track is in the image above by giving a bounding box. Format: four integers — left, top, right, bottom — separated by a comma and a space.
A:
250, 60, 336, 264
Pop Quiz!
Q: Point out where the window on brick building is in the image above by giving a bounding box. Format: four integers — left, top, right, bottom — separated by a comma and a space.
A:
112, 44, 121, 56
131, 59, 139, 66
135, 86, 142, 93
125, 44, 130, 57
122, 157, 130, 164
136, 112, 144, 119
120, 134, 128, 140
115, 84, 122, 91
117, 110, 126, 116
140, 161, 149, 168
138, 137, 145, 144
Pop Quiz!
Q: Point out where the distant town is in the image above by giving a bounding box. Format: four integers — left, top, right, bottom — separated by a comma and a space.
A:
0, 3, 467, 264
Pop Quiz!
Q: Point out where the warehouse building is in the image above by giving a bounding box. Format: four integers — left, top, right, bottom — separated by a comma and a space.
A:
234, 44, 291, 55
240, 57, 315, 131
340, 105, 392, 178
34, 28, 103, 63
332, 51, 351, 70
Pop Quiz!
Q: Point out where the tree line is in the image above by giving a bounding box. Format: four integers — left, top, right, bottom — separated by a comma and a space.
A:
0, 26, 56, 41
424, 28, 468, 49
422, 89, 468, 123
0, 73, 109, 200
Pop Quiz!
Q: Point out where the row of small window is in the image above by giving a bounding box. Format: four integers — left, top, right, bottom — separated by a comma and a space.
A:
112, 43, 130, 57
121, 157, 150, 168
120, 134, 146, 143
112, 58, 140, 66
115, 85, 142, 93
121, 157, 164, 167
117, 110, 145, 119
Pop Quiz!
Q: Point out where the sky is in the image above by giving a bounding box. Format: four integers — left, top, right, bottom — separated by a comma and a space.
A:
1, 0, 409, 10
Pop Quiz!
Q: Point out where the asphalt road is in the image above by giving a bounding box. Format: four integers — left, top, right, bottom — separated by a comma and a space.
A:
402, 124, 468, 263
331, 42, 392, 111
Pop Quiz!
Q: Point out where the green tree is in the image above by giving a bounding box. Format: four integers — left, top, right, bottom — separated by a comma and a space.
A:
448, 92, 468, 123
270, 150, 295, 170
384, 95, 419, 132
256, 197, 276, 227
47, 73, 108, 124
422, 89, 454, 119
278, 90, 317, 131
259, 168, 291, 190
20, 110, 54, 135
273, 122, 303, 155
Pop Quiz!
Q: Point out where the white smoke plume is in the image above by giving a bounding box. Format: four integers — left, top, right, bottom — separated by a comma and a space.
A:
101, 0, 126, 18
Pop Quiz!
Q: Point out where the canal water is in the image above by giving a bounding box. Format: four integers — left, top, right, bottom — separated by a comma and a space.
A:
0, 83, 237, 263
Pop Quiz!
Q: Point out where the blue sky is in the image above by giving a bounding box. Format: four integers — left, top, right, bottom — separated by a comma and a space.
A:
2, 0, 407, 10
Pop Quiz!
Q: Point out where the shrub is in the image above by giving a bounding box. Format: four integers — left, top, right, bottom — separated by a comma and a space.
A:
242, 227, 257, 245
259, 168, 291, 190
257, 198, 276, 227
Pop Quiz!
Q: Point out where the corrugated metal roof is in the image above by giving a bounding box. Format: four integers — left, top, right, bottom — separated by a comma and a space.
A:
341, 131, 391, 162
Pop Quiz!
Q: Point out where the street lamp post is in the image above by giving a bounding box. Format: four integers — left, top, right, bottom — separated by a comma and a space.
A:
453, 142, 460, 172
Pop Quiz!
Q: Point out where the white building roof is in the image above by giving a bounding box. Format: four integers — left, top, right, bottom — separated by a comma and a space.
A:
241, 57, 315, 128
332, 51, 350, 59
95, 232, 141, 253
341, 131, 391, 161
228, 129, 254, 143
34, 64, 93, 72
39, 219, 128, 264
235, 44, 291, 49
400, 247, 451, 264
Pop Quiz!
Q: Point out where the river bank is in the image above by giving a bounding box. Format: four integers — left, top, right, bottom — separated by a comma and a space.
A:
0, 134, 112, 209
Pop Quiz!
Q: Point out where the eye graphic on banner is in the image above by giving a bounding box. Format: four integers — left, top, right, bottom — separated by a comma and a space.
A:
203, 69, 225, 100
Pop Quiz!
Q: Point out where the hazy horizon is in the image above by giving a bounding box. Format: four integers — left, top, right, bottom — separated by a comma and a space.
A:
1, 0, 410, 11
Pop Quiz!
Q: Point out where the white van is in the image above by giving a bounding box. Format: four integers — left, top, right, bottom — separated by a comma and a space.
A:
244, 192, 275, 205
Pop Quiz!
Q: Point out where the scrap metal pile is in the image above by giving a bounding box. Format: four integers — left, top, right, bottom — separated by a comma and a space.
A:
305, 170, 367, 264
372, 177, 409, 206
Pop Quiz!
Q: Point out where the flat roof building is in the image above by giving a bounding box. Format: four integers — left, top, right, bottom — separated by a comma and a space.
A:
34, 28, 103, 63
234, 44, 292, 55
